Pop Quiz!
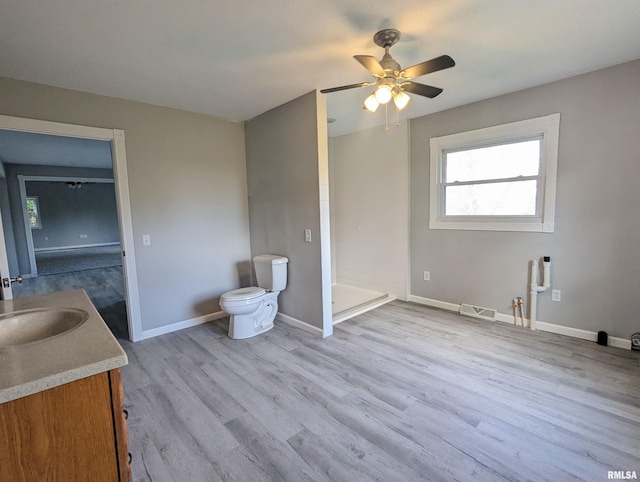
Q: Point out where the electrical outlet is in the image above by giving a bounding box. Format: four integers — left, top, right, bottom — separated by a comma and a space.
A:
552, 289, 561, 302
304, 229, 312, 243
423, 271, 430, 281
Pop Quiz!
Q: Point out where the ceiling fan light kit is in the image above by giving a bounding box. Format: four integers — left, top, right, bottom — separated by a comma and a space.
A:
393, 90, 410, 110
374, 84, 393, 104
363, 93, 379, 112
322, 28, 455, 130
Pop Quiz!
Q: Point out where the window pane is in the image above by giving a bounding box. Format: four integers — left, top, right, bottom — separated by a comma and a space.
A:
445, 139, 541, 183
445, 180, 538, 216
27, 196, 41, 229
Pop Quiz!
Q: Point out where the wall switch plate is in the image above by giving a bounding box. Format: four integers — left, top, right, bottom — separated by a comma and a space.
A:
304, 229, 312, 243
552, 289, 561, 302
423, 271, 430, 281
143, 234, 151, 246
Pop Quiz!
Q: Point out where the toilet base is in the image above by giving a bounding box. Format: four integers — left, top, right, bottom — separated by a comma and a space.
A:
229, 319, 274, 339
226, 292, 279, 339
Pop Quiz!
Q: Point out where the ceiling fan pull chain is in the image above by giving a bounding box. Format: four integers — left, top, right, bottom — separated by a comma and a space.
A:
395, 104, 401, 126
384, 103, 390, 131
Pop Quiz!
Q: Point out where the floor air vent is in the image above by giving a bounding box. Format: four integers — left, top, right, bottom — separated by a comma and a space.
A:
459, 303, 497, 321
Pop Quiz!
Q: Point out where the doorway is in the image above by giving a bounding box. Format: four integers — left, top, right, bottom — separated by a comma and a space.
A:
327, 124, 410, 324
16, 174, 126, 338
0, 114, 142, 341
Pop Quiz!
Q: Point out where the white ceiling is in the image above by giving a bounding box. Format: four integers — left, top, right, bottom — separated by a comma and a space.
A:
1, 0, 640, 137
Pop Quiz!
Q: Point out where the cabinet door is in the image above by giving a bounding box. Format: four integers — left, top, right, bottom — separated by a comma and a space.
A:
0, 372, 119, 481
109, 368, 131, 481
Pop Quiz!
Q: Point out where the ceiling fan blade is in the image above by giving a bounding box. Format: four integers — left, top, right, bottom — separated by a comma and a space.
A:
401, 55, 455, 79
354, 55, 385, 77
401, 81, 443, 98
320, 82, 372, 94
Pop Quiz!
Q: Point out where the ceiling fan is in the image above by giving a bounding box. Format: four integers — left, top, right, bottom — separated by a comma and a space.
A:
50, 181, 96, 189
321, 28, 455, 115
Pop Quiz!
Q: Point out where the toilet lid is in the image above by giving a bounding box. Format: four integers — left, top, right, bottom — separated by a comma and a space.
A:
221, 287, 266, 301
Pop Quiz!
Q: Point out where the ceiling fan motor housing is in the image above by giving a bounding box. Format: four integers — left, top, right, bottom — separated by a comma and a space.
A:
380, 51, 400, 76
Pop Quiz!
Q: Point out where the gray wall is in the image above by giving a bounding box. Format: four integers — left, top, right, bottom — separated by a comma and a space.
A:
0, 77, 250, 332
245, 91, 329, 331
410, 59, 640, 339
27, 179, 119, 250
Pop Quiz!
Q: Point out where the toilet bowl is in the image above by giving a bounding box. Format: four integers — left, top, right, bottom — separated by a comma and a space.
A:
220, 255, 288, 339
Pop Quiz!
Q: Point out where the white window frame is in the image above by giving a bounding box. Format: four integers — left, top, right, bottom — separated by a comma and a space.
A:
429, 113, 560, 233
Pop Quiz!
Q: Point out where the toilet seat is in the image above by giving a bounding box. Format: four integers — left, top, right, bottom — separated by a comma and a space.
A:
221, 287, 266, 302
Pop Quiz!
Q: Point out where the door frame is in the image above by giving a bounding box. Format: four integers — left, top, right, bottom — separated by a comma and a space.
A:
0, 114, 143, 341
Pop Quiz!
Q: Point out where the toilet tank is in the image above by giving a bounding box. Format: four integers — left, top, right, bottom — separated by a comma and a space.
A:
253, 255, 289, 292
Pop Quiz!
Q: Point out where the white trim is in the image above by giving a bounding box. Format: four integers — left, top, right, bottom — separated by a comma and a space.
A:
34, 242, 120, 252
142, 310, 327, 341
0, 115, 115, 139
276, 312, 324, 337
408, 294, 460, 312
17, 176, 38, 276
0, 115, 142, 342
408, 294, 632, 350
534, 320, 631, 350
333, 294, 396, 325
429, 113, 560, 233
140, 311, 227, 340
110, 129, 143, 341
315, 90, 333, 338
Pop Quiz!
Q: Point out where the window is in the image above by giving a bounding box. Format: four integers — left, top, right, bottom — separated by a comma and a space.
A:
430, 113, 560, 232
26, 196, 42, 229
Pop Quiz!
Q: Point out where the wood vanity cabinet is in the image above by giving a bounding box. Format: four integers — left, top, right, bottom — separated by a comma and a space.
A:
0, 369, 130, 481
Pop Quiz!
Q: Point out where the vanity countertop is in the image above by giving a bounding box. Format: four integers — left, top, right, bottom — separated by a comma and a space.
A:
0, 289, 127, 404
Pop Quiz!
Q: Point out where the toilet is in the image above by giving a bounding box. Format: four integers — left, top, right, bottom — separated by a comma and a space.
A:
220, 255, 289, 339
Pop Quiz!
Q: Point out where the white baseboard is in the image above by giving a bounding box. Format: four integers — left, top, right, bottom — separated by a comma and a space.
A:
408, 295, 632, 350
533, 320, 631, 350
140, 311, 227, 340
139, 310, 325, 341
408, 295, 459, 312
276, 312, 324, 337
35, 242, 120, 253
333, 294, 396, 325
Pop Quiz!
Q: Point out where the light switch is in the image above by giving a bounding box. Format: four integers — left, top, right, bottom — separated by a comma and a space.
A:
304, 229, 312, 243
143, 234, 151, 246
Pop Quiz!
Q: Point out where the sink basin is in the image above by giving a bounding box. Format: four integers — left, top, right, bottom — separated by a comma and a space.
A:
0, 308, 89, 347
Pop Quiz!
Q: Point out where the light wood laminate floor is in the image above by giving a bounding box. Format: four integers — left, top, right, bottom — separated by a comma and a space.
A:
118, 301, 640, 482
